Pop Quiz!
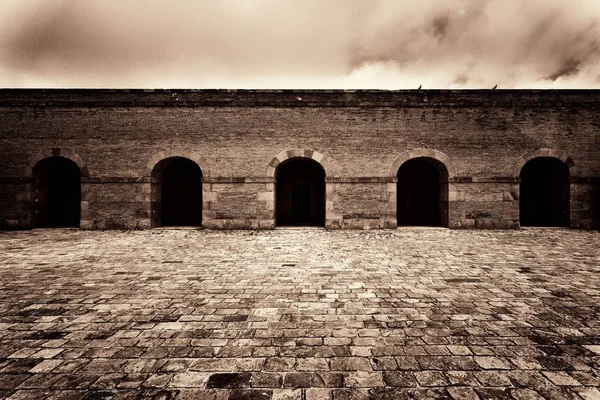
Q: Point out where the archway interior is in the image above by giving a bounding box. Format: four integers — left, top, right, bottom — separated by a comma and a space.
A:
520, 157, 570, 227
397, 157, 449, 227
276, 158, 325, 227
32, 156, 81, 228
152, 157, 202, 227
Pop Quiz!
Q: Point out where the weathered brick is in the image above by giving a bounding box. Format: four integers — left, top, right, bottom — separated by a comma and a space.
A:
1, 90, 598, 230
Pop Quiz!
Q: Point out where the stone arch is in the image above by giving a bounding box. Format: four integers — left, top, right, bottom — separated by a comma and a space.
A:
151, 157, 203, 227
145, 152, 205, 227
28, 148, 89, 177
267, 149, 333, 178
144, 149, 208, 178
393, 149, 453, 228
513, 148, 577, 178
390, 148, 456, 178
30, 150, 85, 228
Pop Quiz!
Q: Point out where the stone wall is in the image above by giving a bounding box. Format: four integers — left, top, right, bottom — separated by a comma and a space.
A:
0, 89, 598, 230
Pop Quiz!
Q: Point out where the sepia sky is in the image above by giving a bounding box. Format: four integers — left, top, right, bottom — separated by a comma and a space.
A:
1, 0, 599, 89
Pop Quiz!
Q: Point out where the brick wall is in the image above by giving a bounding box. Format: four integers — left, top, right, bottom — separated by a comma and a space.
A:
0, 89, 598, 229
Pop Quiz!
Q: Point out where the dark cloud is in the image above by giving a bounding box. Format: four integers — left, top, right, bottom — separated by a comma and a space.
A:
0, 0, 599, 88
431, 15, 450, 39
546, 58, 582, 81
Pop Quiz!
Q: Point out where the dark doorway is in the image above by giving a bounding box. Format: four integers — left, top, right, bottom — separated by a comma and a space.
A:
32, 156, 81, 228
152, 157, 202, 227
520, 157, 570, 227
276, 158, 325, 226
397, 157, 448, 227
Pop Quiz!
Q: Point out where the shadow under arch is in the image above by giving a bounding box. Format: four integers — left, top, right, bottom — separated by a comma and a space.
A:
392, 149, 454, 228
31, 154, 83, 228
267, 149, 331, 227
516, 150, 574, 227
150, 156, 203, 227
515, 149, 575, 228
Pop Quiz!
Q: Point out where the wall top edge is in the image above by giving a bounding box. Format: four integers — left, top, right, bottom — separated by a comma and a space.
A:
1, 89, 600, 108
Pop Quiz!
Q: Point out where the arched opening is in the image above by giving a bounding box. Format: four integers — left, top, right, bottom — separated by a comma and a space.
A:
32, 156, 81, 228
276, 158, 325, 227
151, 157, 202, 227
520, 157, 570, 227
397, 157, 449, 227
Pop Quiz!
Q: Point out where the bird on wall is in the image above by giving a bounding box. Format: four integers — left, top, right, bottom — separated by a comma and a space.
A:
492, 85, 498, 89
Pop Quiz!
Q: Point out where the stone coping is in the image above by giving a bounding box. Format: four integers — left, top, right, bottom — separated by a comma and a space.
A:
1, 89, 600, 107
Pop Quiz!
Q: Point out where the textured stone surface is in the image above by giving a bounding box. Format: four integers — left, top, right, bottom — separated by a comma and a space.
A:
0, 89, 599, 231
0, 228, 599, 399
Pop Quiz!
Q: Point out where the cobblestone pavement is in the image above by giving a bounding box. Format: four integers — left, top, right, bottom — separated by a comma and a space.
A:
0, 228, 599, 400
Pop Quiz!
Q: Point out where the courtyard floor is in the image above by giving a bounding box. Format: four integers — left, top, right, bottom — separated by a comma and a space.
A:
0, 228, 599, 400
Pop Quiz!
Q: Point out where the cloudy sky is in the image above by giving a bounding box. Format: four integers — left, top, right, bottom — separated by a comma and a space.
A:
1, 0, 599, 89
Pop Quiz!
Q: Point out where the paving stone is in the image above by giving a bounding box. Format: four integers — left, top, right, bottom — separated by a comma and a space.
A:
205, 373, 251, 389
370, 357, 397, 370
343, 371, 384, 388
263, 358, 296, 372
142, 373, 173, 389
234, 358, 265, 372
251, 372, 283, 388
271, 389, 301, 400
474, 371, 513, 387
447, 387, 479, 400
305, 388, 332, 400
311, 373, 343, 388
159, 359, 194, 373
176, 389, 228, 400
474, 356, 512, 370
414, 371, 449, 387
122, 360, 165, 374
393, 356, 420, 370
506, 371, 551, 388
295, 358, 329, 371
0, 229, 599, 397
28, 359, 63, 373
582, 345, 600, 355
82, 390, 117, 400
228, 389, 273, 400
17, 373, 62, 389
536, 386, 583, 400
446, 346, 472, 356
116, 374, 148, 389
189, 359, 236, 372
52, 373, 98, 390
329, 358, 371, 371
444, 371, 478, 387
0, 374, 31, 390
282, 373, 312, 388
2, 359, 42, 373
575, 387, 600, 400
474, 388, 513, 399
509, 357, 544, 370
381, 371, 418, 387
90, 373, 125, 390
169, 372, 209, 388
331, 389, 370, 400
541, 371, 582, 386
507, 388, 545, 400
